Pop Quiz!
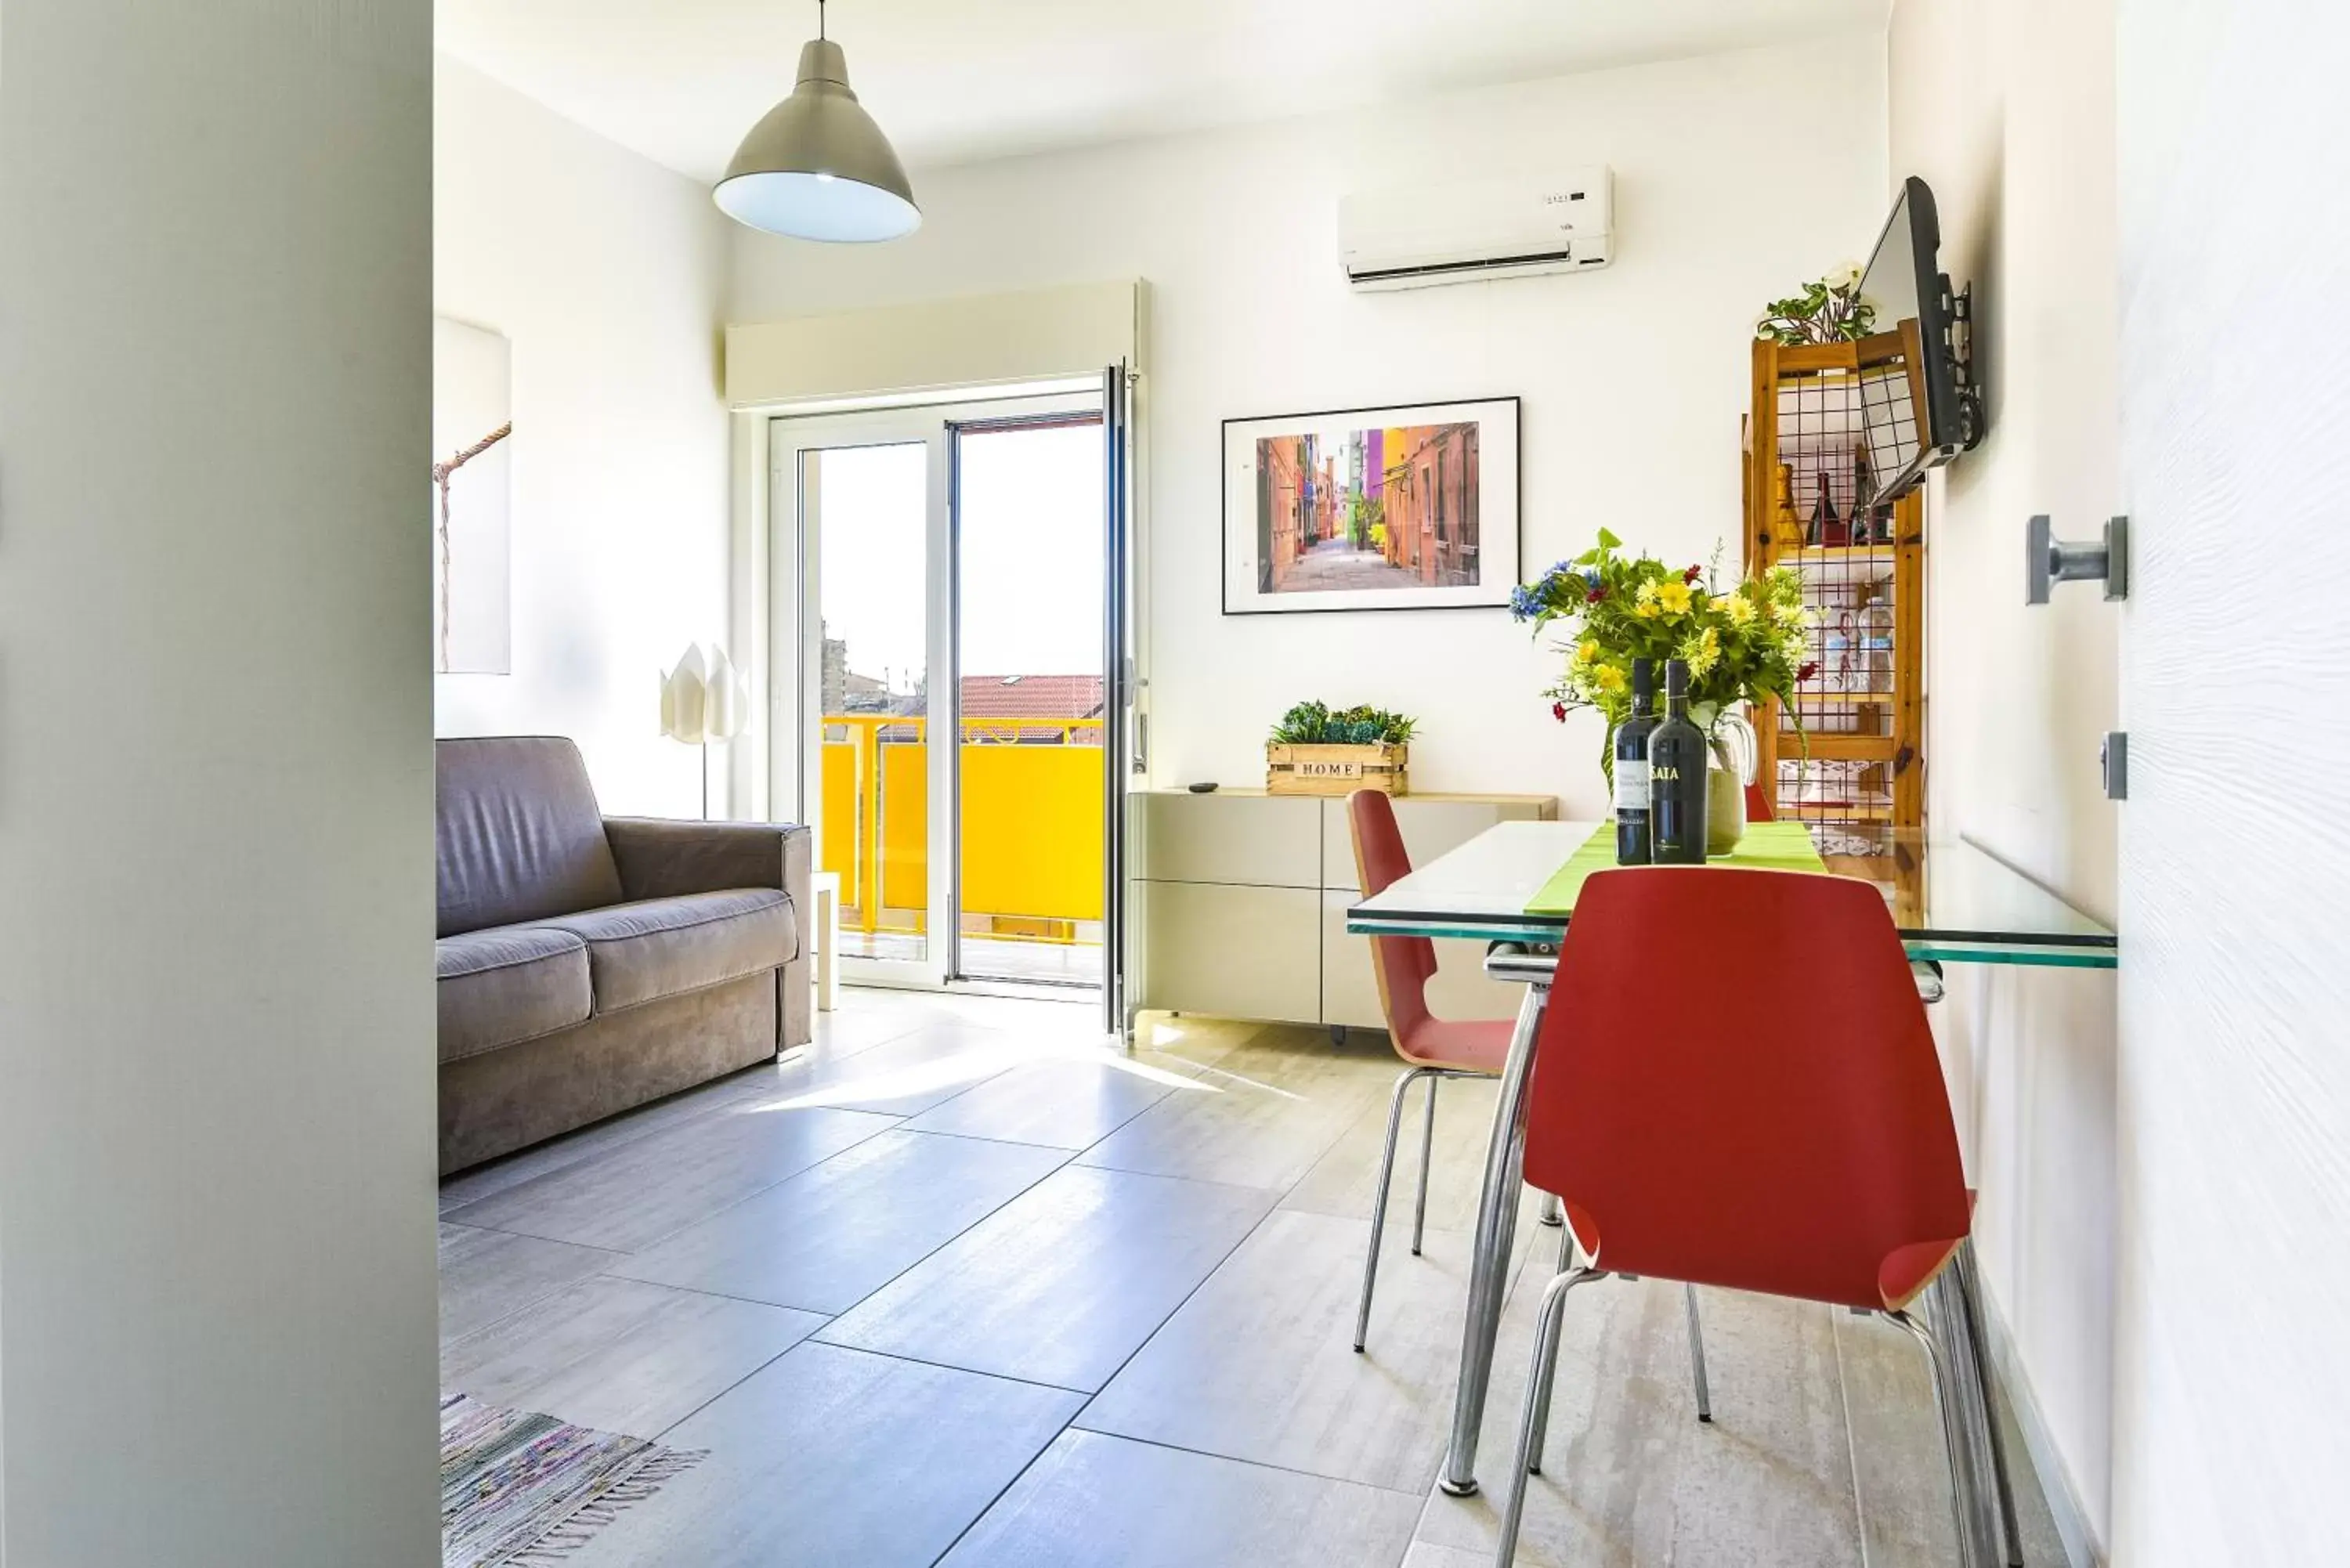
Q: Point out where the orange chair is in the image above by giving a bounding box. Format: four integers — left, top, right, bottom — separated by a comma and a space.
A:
1492, 865, 2000, 1566
1346, 789, 1524, 1353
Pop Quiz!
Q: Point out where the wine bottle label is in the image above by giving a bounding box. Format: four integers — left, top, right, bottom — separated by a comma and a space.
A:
1614, 761, 1650, 811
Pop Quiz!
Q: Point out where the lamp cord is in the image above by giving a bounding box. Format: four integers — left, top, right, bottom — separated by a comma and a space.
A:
818, 0, 826, 41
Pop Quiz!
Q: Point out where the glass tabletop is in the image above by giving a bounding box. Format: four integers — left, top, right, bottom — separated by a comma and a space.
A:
1346, 819, 2117, 969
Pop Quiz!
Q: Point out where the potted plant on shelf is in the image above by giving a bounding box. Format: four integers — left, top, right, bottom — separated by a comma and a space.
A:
1265, 701, 1416, 797
1513, 530, 1815, 854
1755, 261, 1875, 345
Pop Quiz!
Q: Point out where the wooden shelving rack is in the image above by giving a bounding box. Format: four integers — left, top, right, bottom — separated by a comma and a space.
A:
1742, 331, 1927, 858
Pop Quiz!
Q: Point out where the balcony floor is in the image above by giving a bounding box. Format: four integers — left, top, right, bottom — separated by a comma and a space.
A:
834, 928, 1104, 988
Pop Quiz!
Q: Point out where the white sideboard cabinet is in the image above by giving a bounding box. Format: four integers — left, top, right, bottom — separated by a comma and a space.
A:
1133, 788, 1557, 1031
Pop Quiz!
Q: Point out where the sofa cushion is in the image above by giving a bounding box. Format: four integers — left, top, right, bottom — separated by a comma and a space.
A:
436, 926, 592, 1064
540, 889, 795, 1013
437, 736, 625, 937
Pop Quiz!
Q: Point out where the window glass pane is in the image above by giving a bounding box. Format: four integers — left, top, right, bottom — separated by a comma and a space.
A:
955, 420, 1104, 987
806, 443, 929, 963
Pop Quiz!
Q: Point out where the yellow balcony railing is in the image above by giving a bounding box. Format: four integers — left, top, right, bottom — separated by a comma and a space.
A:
821, 714, 1104, 944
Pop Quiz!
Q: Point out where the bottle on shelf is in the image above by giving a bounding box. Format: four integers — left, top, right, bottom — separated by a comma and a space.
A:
1810, 464, 1849, 547
1849, 442, 1878, 545
1770, 463, 1807, 553
1647, 659, 1711, 865
1614, 657, 1660, 865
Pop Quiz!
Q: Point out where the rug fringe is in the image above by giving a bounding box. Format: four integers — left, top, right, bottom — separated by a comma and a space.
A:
496, 1447, 707, 1565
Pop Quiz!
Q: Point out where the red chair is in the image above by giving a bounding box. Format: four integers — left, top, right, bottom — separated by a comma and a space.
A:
1744, 778, 1776, 822
1494, 866, 1994, 1566
1346, 789, 1515, 1353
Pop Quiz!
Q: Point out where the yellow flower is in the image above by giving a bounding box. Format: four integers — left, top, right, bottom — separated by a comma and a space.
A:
1635, 600, 1663, 620
1653, 580, 1694, 615
1683, 626, 1722, 677
1596, 664, 1627, 694
1716, 594, 1755, 627
1635, 580, 1661, 607
1574, 639, 1602, 667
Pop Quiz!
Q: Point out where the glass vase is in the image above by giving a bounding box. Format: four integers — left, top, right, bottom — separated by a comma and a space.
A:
1705, 710, 1757, 858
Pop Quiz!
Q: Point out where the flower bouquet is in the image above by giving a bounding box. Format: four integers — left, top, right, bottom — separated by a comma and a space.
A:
1513, 529, 1815, 849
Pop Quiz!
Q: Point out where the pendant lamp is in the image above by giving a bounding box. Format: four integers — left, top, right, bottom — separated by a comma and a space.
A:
714, 0, 920, 243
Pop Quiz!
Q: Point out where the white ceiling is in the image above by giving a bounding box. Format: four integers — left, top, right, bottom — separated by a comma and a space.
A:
437, 0, 1889, 181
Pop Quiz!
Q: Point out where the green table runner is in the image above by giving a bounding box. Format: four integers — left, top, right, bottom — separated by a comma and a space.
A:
1524, 821, 1828, 916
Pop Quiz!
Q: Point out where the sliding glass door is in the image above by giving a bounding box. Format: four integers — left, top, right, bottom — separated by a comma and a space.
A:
796, 435, 938, 980
769, 382, 1132, 1026
954, 413, 1106, 987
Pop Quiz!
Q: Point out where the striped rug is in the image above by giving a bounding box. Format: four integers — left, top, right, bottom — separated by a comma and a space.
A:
441, 1393, 703, 1566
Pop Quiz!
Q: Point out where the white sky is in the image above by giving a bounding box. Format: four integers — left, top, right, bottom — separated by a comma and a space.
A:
815, 425, 1104, 693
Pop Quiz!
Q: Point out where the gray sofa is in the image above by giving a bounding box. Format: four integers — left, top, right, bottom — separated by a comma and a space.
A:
436, 736, 812, 1175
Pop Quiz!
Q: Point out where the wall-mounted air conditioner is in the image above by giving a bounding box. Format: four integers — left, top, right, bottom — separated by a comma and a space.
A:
1340, 167, 1614, 291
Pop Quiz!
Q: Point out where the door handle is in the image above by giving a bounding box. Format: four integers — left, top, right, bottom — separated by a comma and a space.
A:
2026, 514, 2129, 603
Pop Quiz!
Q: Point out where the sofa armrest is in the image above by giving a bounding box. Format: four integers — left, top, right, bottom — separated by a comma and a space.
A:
602, 818, 813, 1053
603, 818, 812, 903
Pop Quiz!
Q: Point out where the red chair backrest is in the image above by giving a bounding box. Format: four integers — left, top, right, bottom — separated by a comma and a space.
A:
1744, 779, 1776, 822
1349, 789, 1435, 1039
1522, 867, 1969, 1310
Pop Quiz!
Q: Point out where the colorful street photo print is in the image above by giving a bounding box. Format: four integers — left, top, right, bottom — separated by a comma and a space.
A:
1222, 397, 1519, 614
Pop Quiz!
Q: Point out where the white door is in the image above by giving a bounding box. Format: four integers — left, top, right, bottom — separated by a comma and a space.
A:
2108, 2, 2349, 1559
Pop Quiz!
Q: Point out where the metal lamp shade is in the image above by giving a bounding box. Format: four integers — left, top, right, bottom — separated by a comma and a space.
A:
715, 38, 920, 242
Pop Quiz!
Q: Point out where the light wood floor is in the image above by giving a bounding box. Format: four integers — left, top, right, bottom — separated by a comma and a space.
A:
439, 988, 2069, 1567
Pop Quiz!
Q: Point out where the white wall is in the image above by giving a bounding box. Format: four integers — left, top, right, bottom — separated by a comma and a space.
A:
0, 2, 439, 1563
730, 35, 1890, 808
435, 56, 733, 816
2108, 0, 2350, 1560
1888, 2, 2125, 1558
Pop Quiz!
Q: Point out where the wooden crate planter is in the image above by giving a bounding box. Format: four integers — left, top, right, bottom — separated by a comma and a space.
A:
1266, 742, 1409, 797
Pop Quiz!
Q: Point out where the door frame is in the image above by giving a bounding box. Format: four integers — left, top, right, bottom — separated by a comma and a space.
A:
765, 385, 1110, 996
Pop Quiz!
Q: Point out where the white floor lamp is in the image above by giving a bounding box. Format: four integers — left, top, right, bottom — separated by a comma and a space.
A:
660, 643, 749, 819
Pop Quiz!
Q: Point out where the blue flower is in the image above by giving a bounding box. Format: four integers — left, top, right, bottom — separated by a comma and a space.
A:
1509, 583, 1542, 620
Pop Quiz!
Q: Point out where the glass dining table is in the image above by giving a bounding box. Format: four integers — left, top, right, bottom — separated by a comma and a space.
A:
1347, 819, 2116, 1568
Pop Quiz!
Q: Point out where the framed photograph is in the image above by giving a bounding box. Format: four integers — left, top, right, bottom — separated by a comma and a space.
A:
432, 316, 514, 674
1222, 396, 1520, 615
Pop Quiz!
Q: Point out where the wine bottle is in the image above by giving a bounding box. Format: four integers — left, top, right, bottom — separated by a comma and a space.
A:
1850, 443, 1878, 545
1614, 658, 1659, 865
1812, 465, 1849, 547
1647, 659, 1711, 865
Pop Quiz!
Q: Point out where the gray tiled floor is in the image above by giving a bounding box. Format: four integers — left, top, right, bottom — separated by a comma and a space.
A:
439, 988, 2068, 1567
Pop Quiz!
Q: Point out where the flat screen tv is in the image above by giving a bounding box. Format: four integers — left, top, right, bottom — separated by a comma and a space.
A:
1856, 176, 1982, 497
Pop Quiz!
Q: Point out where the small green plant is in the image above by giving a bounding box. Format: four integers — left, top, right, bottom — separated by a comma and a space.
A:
1755, 261, 1876, 345
1269, 701, 1417, 747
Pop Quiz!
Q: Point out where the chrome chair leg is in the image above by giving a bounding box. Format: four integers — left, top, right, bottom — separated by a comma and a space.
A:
1355, 1066, 1431, 1353
1885, 1308, 1995, 1568
1537, 1190, 1564, 1227
1500, 1267, 1607, 1563
1411, 1071, 1439, 1256
1950, 1245, 2027, 1566
1683, 1284, 1713, 1423
1526, 1245, 1605, 1476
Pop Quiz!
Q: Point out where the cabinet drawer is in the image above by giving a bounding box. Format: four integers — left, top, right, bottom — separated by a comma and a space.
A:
1138, 793, 1321, 888
1140, 881, 1321, 1025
